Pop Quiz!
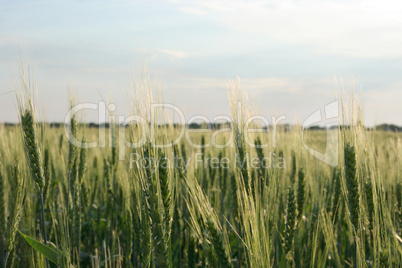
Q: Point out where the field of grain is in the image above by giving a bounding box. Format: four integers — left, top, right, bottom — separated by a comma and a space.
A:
0, 71, 401, 268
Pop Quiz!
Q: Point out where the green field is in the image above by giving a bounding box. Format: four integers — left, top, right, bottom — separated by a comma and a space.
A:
1, 78, 401, 268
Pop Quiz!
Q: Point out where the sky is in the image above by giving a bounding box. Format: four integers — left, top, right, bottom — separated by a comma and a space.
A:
0, 0, 401, 126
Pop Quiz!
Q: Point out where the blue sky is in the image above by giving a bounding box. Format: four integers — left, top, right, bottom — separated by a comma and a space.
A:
1, 0, 401, 125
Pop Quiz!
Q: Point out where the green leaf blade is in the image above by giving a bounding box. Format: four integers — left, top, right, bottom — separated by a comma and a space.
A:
18, 230, 61, 266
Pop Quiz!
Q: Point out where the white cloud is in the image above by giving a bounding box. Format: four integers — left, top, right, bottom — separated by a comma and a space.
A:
162, 73, 335, 97
170, 0, 402, 58
179, 6, 207, 15
132, 48, 188, 61
157, 49, 188, 59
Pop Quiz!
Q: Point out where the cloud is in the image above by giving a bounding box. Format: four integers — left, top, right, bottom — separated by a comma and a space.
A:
132, 48, 189, 62
162, 73, 335, 96
157, 49, 188, 59
170, 0, 402, 59
82, 66, 127, 74
0, 37, 23, 47
179, 6, 207, 15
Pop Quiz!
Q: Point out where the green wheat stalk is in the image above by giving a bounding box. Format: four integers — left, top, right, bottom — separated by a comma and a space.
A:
72, 140, 86, 264
67, 115, 78, 218
284, 183, 296, 265
20, 109, 50, 268
344, 143, 360, 230
344, 142, 360, 268
331, 169, 341, 223
158, 149, 172, 238
21, 110, 45, 188
43, 146, 50, 205
5, 163, 24, 268
297, 168, 305, 220
143, 145, 169, 267
206, 218, 231, 268
254, 137, 265, 194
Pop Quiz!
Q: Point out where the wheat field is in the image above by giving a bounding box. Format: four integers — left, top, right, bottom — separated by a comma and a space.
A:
0, 69, 401, 268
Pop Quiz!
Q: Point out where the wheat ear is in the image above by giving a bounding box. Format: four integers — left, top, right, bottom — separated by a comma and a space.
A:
344, 143, 360, 230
